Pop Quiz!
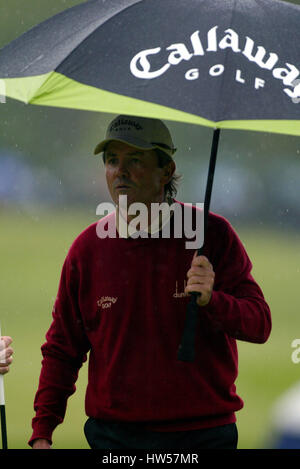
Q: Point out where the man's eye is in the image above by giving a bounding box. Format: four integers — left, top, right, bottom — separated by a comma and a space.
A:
107, 157, 118, 164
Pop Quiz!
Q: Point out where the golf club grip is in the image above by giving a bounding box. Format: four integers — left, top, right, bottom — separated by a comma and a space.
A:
0, 376, 4, 406
0, 405, 7, 449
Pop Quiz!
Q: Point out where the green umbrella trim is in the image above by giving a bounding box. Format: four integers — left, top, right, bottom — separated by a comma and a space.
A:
2, 72, 300, 136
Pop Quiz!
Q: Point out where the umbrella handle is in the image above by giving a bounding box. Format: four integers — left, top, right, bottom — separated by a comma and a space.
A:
177, 129, 220, 362
177, 247, 204, 363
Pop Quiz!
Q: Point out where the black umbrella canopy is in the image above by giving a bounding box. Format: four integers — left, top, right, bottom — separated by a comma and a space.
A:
0, 0, 299, 134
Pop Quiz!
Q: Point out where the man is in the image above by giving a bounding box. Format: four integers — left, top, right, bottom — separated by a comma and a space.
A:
0, 337, 13, 374
29, 115, 271, 449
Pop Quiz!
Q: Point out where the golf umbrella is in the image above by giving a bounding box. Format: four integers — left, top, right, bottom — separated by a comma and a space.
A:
1, 0, 300, 362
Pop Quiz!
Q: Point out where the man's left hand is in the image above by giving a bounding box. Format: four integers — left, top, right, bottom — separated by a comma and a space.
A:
0, 336, 13, 375
185, 252, 215, 307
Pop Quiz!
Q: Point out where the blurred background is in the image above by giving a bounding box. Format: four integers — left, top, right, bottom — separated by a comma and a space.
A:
0, 0, 300, 450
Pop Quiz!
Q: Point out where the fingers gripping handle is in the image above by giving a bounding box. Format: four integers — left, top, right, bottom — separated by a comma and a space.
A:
0, 326, 5, 406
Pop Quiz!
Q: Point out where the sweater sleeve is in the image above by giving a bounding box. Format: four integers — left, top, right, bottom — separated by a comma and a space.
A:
28, 250, 91, 447
203, 217, 272, 344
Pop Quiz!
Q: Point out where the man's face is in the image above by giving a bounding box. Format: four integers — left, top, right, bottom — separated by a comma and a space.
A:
104, 141, 170, 208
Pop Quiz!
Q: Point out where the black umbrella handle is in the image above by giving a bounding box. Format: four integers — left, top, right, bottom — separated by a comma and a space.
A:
177, 129, 220, 362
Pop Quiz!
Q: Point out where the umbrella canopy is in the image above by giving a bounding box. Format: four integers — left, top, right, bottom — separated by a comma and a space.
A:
0, 0, 299, 135
1, 0, 299, 362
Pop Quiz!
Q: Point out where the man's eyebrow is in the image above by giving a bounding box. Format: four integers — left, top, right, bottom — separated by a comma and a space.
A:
128, 150, 144, 156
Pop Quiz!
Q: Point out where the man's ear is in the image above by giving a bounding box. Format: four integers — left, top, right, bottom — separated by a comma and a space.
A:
162, 160, 176, 183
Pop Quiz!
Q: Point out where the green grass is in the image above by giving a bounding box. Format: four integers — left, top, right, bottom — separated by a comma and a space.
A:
235, 228, 300, 449
1, 208, 300, 449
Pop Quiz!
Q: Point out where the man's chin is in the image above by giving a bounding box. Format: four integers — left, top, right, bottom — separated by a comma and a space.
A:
114, 192, 137, 207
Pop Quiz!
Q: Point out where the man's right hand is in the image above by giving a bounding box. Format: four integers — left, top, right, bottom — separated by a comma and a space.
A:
32, 439, 52, 449
0, 336, 13, 375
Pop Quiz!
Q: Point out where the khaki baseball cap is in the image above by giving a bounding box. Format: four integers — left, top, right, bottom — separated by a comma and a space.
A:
94, 115, 177, 158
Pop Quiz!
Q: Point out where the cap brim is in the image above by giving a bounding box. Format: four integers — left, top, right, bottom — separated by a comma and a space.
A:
94, 137, 176, 157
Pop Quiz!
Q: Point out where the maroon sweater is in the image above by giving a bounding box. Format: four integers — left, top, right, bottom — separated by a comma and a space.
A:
29, 203, 271, 445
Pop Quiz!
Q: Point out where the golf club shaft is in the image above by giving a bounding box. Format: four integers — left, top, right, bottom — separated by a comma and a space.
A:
0, 325, 8, 449
177, 128, 220, 362
0, 404, 7, 449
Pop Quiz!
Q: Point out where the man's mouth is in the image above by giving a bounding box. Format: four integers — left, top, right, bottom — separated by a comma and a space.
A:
115, 183, 132, 189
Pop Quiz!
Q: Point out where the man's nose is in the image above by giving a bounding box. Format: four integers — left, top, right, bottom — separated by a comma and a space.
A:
115, 159, 129, 176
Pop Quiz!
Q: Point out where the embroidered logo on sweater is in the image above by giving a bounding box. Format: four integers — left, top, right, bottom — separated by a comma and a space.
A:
97, 296, 118, 309
173, 281, 189, 298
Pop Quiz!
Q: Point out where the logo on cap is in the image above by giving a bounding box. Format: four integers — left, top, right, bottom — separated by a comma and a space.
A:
110, 118, 143, 133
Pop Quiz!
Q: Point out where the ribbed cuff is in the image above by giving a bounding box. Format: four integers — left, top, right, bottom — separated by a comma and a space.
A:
28, 426, 53, 447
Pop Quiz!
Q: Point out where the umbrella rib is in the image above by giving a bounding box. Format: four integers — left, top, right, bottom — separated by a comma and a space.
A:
0, 0, 143, 82
215, 0, 238, 123
22, 1, 145, 103
50, 0, 144, 80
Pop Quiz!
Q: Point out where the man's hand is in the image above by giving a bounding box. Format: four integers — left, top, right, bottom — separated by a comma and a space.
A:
32, 439, 52, 449
0, 336, 13, 375
185, 252, 215, 307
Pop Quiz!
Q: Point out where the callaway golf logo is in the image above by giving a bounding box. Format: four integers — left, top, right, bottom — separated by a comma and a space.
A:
97, 296, 118, 309
110, 118, 143, 132
130, 26, 300, 102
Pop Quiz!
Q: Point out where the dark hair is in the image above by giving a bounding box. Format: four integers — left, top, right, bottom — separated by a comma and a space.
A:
155, 149, 182, 201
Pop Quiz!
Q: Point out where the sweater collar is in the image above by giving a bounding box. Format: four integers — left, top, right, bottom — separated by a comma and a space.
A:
115, 199, 175, 239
